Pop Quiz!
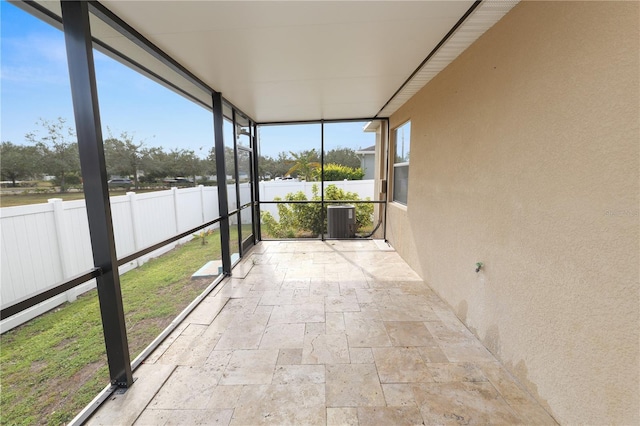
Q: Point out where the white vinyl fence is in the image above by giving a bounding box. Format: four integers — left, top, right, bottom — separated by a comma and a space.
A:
0, 186, 223, 332
0, 180, 374, 332
258, 179, 375, 220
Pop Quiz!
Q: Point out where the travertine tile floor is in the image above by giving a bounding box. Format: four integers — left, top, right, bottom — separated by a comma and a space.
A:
89, 240, 557, 425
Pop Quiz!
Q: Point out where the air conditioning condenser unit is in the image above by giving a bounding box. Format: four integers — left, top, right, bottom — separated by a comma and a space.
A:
327, 205, 356, 238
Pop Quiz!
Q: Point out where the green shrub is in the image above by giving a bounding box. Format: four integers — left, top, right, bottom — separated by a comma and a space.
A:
325, 185, 373, 232
261, 184, 373, 238
323, 163, 364, 181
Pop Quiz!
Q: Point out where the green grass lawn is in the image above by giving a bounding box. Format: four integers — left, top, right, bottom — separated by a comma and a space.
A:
0, 233, 223, 425
0, 189, 163, 208
0, 191, 87, 207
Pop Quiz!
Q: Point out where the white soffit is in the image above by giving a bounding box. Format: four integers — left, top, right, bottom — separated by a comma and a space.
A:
378, 0, 520, 118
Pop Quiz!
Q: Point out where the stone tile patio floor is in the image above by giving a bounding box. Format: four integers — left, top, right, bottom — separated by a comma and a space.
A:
89, 240, 557, 425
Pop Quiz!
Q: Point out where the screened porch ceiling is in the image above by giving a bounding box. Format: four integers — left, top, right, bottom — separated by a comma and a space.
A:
94, 0, 519, 123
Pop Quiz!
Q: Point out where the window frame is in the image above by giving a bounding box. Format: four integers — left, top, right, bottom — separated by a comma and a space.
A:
392, 120, 411, 205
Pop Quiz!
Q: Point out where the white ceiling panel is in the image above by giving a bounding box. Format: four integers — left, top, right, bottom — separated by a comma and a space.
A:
96, 0, 515, 122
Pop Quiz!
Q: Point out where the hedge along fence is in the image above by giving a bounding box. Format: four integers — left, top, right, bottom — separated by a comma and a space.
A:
322, 164, 365, 181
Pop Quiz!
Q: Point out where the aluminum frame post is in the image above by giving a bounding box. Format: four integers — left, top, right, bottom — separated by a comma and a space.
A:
232, 110, 243, 256
320, 120, 325, 241
252, 123, 261, 241
213, 92, 232, 274
61, 0, 133, 387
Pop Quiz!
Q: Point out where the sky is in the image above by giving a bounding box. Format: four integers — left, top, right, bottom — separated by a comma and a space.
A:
0, 2, 374, 159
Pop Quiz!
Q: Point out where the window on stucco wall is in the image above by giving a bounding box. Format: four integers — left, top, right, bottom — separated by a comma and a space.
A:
392, 121, 410, 205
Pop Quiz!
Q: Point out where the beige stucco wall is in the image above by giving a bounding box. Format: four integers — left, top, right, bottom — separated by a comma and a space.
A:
386, 1, 639, 424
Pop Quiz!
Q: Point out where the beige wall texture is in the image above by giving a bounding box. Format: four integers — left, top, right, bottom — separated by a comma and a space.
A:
386, 1, 639, 424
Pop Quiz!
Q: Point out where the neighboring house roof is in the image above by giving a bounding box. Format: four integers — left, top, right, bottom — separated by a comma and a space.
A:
356, 145, 376, 155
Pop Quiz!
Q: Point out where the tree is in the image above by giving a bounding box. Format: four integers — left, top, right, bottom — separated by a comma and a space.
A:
104, 131, 148, 190
148, 148, 203, 185
258, 151, 292, 180
0, 142, 41, 186
162, 149, 184, 179
325, 147, 360, 169
139, 147, 168, 182
224, 146, 237, 178
174, 149, 202, 184
286, 149, 320, 181
258, 155, 275, 179
273, 152, 292, 178
207, 145, 237, 181
26, 118, 79, 193
205, 147, 217, 178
